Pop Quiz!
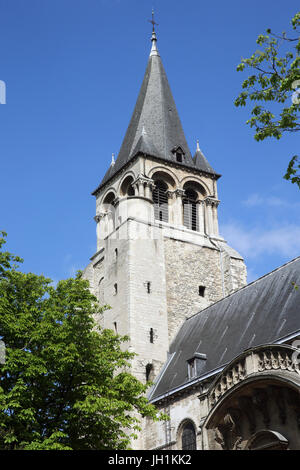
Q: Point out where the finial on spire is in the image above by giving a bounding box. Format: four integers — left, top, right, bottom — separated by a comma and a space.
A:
149, 9, 159, 57
148, 9, 158, 32
111, 153, 115, 166
196, 139, 200, 152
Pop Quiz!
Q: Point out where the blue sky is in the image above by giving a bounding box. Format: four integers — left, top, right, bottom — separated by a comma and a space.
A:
0, 0, 299, 284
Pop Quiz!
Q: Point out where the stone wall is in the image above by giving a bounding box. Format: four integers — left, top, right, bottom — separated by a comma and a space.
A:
164, 237, 246, 343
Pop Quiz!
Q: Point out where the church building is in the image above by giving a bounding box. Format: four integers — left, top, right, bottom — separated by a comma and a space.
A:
83, 23, 300, 450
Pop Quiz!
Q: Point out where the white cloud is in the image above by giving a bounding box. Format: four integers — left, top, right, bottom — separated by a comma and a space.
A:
242, 193, 300, 209
221, 222, 300, 259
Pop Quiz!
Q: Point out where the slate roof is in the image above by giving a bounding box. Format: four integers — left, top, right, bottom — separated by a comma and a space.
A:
92, 34, 219, 195
193, 146, 217, 175
150, 256, 300, 401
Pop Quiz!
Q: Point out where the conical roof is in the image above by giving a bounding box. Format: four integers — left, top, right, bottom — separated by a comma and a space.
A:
193, 140, 217, 175
93, 31, 219, 194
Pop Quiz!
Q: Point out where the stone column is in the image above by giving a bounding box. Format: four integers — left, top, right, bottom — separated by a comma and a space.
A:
145, 179, 155, 199
173, 189, 185, 226
212, 200, 220, 236
132, 174, 153, 198
205, 198, 214, 235
205, 198, 220, 236
197, 200, 205, 233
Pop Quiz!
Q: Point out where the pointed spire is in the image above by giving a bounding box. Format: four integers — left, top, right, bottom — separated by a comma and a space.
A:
93, 18, 220, 195
111, 153, 115, 166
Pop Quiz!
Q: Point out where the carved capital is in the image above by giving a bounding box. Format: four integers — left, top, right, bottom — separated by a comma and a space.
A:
133, 174, 153, 186
166, 190, 176, 199
174, 188, 186, 198
94, 212, 106, 223
215, 408, 243, 450
205, 197, 220, 207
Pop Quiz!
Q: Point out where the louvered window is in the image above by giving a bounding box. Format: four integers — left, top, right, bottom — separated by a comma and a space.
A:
153, 181, 169, 222
183, 189, 198, 231
182, 422, 197, 450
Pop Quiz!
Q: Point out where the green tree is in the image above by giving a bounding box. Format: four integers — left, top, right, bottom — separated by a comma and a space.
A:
0, 232, 164, 450
235, 11, 300, 188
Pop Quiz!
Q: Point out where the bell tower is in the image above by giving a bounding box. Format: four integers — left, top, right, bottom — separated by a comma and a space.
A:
83, 23, 247, 387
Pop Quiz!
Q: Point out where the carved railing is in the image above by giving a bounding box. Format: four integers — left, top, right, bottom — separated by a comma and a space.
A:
209, 359, 246, 408
257, 346, 300, 374
208, 345, 300, 410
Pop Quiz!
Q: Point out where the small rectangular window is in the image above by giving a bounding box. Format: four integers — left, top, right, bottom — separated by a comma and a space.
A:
188, 359, 196, 379
176, 152, 182, 163
146, 363, 153, 382
199, 286, 205, 297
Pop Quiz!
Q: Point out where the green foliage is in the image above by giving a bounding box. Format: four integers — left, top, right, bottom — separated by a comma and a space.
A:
0, 232, 165, 450
235, 12, 300, 188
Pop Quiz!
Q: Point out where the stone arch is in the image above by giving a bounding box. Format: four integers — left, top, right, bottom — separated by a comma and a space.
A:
176, 418, 197, 450
101, 189, 117, 207
182, 179, 207, 200
119, 174, 135, 197
149, 167, 178, 189
202, 344, 300, 450
100, 190, 116, 233
118, 171, 136, 196
245, 429, 289, 450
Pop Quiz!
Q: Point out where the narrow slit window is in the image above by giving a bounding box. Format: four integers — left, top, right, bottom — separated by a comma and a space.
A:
150, 328, 154, 343
147, 282, 151, 294
113, 322, 117, 334
114, 283, 118, 295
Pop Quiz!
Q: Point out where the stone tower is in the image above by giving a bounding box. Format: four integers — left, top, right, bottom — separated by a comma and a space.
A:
83, 27, 247, 387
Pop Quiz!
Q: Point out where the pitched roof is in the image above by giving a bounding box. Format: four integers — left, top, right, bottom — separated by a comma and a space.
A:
150, 256, 300, 401
92, 32, 219, 194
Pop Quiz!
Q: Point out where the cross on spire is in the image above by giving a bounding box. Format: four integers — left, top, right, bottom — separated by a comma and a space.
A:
148, 9, 158, 32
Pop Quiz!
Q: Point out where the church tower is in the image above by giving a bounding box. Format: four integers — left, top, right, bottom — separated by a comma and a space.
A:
83, 24, 247, 387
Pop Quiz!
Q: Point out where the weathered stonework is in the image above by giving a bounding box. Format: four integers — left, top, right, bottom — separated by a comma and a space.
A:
82, 30, 252, 450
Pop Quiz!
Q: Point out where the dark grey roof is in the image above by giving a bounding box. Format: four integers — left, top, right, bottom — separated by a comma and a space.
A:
150, 256, 300, 401
92, 37, 218, 194
131, 129, 159, 158
193, 147, 217, 175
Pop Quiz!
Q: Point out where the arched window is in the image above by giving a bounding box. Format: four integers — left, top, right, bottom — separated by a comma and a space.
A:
153, 180, 168, 222
181, 422, 197, 450
120, 175, 135, 197
183, 189, 198, 231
